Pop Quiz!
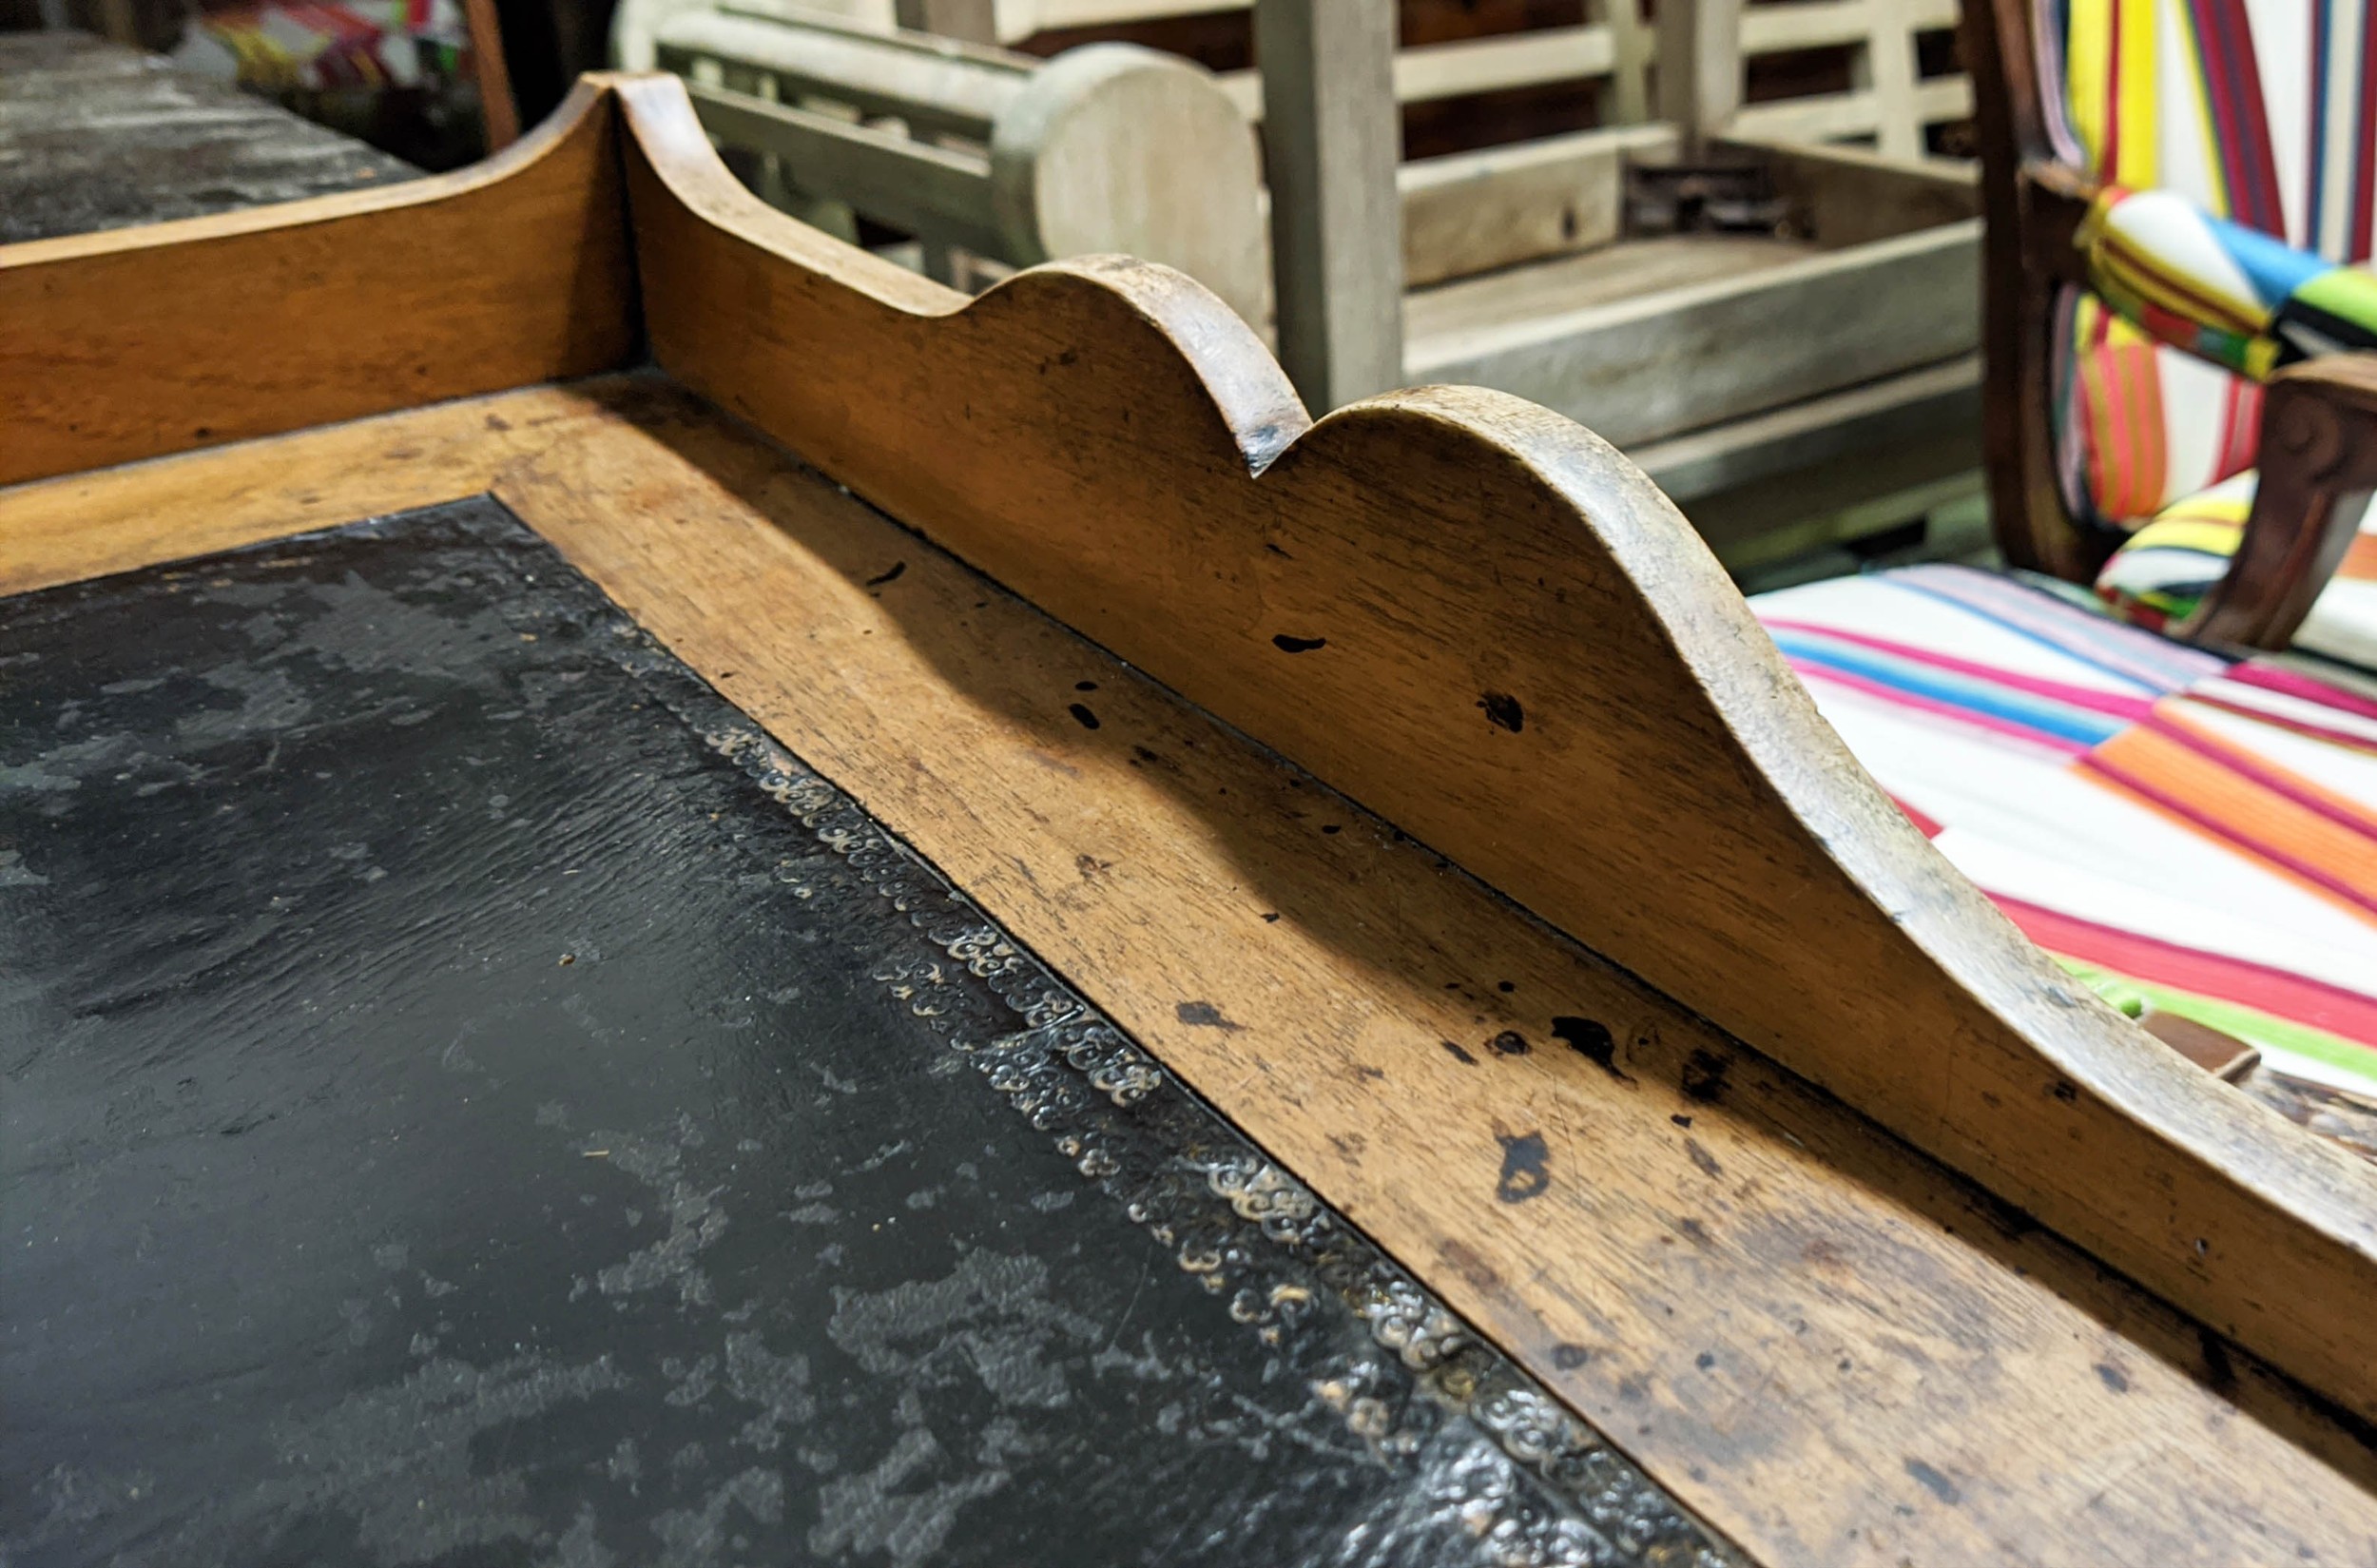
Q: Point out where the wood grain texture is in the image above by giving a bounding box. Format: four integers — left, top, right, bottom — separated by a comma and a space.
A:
608, 71, 2377, 1425
0, 76, 636, 491
0, 383, 626, 596
17, 381, 2377, 1566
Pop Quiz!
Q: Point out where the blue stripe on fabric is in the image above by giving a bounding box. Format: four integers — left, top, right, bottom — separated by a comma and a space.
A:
2210, 211, 2332, 305
1884, 564, 2230, 687
1768, 629, 2128, 745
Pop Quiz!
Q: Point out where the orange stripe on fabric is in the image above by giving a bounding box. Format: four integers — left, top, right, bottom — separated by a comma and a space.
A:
2083, 714, 2377, 925
2344, 531, 2377, 581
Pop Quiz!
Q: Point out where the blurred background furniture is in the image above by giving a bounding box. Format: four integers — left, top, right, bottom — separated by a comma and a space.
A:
631, 0, 1990, 579
8, 0, 515, 167
0, 29, 413, 242
646, 6, 1267, 324
1741, 0, 2377, 1146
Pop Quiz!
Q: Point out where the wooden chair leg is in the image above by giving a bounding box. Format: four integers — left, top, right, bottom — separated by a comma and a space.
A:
464, 0, 523, 150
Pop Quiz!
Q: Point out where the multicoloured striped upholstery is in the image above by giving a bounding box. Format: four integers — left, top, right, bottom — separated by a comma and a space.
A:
1751, 564, 2377, 1110
2037, 0, 2377, 667
2039, 0, 2354, 524
2097, 471, 2377, 667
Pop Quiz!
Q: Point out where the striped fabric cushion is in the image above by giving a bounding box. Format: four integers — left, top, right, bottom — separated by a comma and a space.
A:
2039, 0, 2377, 523
1752, 563, 2377, 1109
2096, 470, 2377, 668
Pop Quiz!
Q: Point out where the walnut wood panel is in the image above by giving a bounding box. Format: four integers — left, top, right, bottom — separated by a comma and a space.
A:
0, 79, 635, 491
13, 382, 2377, 1568
0, 383, 624, 595
607, 71, 2377, 1424
10, 382, 2377, 1565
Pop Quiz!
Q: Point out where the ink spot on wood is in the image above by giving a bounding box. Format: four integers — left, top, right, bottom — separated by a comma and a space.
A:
1478, 691, 1525, 732
1673, 1217, 1711, 1248
1495, 1132, 1551, 1203
1552, 1016, 1629, 1083
1259, 912, 1281, 923
1670, 1113, 1691, 1128
863, 560, 906, 588
1129, 744, 1171, 770
1684, 1138, 1722, 1178
1694, 1351, 1715, 1371
1271, 634, 1327, 653
2094, 1362, 2129, 1393
1074, 680, 1097, 691
1175, 1000, 1245, 1032
1440, 1039, 1478, 1066
1904, 1460, 1962, 1506
2048, 1079, 2077, 1102
1497, 981, 1515, 993
1680, 1049, 1730, 1103
1486, 1030, 1529, 1057
1551, 1344, 1591, 1369
1067, 703, 1101, 730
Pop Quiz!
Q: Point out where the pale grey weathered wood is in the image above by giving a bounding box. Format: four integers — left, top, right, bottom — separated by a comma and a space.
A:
894, 0, 995, 41
1398, 124, 1678, 288
1654, 0, 1743, 146
1405, 221, 1980, 449
683, 78, 1008, 254
1253, 0, 1403, 408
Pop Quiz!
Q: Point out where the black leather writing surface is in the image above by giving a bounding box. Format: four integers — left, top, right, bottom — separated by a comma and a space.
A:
0, 500, 1726, 1568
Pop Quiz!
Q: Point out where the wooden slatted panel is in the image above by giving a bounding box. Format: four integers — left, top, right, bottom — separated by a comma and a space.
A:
995, 0, 1968, 155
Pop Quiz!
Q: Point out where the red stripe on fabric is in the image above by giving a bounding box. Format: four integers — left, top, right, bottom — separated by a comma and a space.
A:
1993, 896, 2377, 1046
2356, 0, 2377, 260
2220, 662, 2377, 722
2098, 230, 2265, 337
2189, 0, 2285, 230
2216, 379, 2260, 478
2104, 0, 2124, 175
2140, 710, 2377, 839
1784, 659, 2090, 753
2077, 751, 2377, 920
2194, 692, 2377, 755
1759, 619, 2159, 718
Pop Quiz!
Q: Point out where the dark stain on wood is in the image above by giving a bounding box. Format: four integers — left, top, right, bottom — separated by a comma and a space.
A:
1175, 1000, 1245, 1032
2094, 1362, 2129, 1393
1478, 690, 1525, 732
1435, 1237, 1506, 1297
1271, 633, 1327, 652
1495, 1132, 1551, 1203
1552, 1016, 1630, 1082
1486, 1030, 1530, 1057
1680, 1049, 1731, 1104
1684, 1138, 1723, 1178
1904, 1459, 1962, 1506
1068, 702, 1101, 729
863, 560, 906, 588
1440, 1038, 1479, 1066
1552, 1343, 1591, 1369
